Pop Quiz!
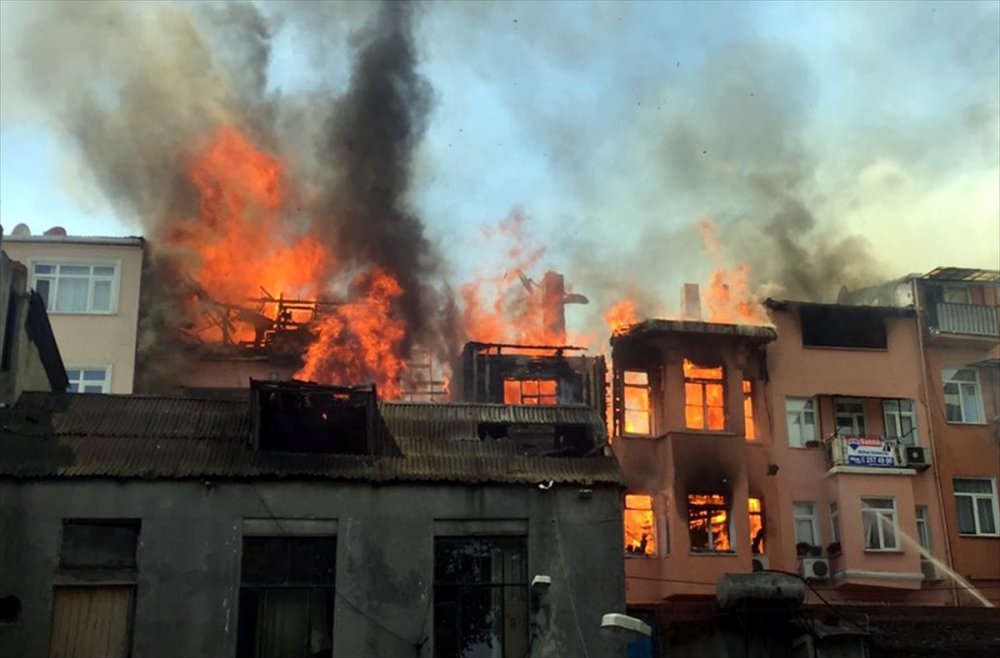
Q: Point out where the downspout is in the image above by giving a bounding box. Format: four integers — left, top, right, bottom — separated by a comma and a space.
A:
912, 277, 960, 606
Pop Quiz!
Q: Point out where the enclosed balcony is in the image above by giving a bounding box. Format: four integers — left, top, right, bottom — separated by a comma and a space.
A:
930, 302, 999, 338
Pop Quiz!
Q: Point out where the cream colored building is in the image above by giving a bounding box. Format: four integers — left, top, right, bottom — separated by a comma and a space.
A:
3, 227, 144, 394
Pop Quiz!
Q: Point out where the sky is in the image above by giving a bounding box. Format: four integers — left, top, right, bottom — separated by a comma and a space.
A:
1, 0, 998, 331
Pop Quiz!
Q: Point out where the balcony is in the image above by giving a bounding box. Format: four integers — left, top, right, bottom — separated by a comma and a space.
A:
824, 435, 915, 473
931, 303, 999, 338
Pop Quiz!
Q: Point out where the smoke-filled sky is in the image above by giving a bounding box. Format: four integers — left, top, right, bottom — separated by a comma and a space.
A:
1, 0, 998, 335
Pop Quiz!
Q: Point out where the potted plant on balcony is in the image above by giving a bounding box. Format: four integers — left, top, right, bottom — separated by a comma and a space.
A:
796, 541, 812, 557
827, 542, 842, 556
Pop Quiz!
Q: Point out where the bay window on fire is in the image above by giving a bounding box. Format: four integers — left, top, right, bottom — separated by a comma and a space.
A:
861, 497, 898, 551
684, 360, 724, 431
623, 370, 651, 435
624, 494, 657, 556
688, 494, 732, 552
742, 381, 755, 440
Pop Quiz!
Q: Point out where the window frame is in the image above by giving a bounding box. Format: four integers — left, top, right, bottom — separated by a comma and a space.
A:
622, 370, 652, 436
953, 477, 1000, 537
624, 493, 659, 557
785, 397, 817, 448
942, 368, 986, 425
793, 502, 820, 548
683, 360, 725, 431
748, 497, 765, 555
29, 258, 122, 315
829, 502, 841, 545
834, 398, 867, 437
65, 365, 113, 394
883, 399, 919, 445
433, 534, 529, 658
688, 494, 733, 553
915, 505, 932, 552
742, 380, 756, 440
861, 497, 899, 552
503, 378, 557, 406
942, 285, 971, 304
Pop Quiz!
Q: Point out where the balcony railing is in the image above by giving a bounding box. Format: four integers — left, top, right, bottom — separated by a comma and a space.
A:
825, 435, 901, 470
932, 302, 999, 337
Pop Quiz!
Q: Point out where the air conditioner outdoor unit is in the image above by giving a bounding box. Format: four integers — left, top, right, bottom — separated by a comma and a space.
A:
800, 557, 830, 580
752, 555, 769, 572
921, 559, 943, 582
903, 446, 932, 469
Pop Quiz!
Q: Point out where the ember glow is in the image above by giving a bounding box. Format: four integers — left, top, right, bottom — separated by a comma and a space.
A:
165, 125, 408, 395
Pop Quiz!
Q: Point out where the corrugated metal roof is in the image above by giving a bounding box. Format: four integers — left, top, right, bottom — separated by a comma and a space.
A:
923, 267, 1000, 283
0, 393, 623, 486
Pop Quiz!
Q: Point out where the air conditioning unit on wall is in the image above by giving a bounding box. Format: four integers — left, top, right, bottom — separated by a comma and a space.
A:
903, 446, 932, 469
752, 555, 769, 572
800, 557, 830, 580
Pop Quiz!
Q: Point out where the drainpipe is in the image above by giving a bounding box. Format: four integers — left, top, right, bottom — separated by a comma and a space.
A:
912, 277, 960, 606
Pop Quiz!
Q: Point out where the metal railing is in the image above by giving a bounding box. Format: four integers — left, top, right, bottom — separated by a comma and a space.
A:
933, 302, 999, 337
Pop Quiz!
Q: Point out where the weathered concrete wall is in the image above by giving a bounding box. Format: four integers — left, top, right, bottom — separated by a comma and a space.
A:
0, 479, 626, 658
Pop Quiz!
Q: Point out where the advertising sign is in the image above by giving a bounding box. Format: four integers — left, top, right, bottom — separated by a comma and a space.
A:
845, 436, 897, 467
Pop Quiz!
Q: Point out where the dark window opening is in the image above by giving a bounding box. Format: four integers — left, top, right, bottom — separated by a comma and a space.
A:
477, 422, 592, 456
237, 536, 335, 658
60, 520, 139, 571
254, 382, 373, 455
0, 595, 21, 624
800, 306, 887, 349
434, 536, 528, 658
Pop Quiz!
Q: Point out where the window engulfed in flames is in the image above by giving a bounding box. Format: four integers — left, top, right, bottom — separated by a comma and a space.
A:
503, 379, 557, 405
749, 497, 765, 554
688, 494, 731, 552
623, 370, 651, 435
684, 359, 725, 431
624, 494, 656, 556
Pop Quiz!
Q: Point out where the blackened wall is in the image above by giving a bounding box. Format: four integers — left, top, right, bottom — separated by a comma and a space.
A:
0, 480, 625, 658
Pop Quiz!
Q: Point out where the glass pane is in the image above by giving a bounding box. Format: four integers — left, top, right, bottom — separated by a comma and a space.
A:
624, 371, 647, 386
786, 398, 806, 413
625, 494, 653, 510
705, 384, 724, 407
863, 511, 879, 548
956, 496, 977, 534
976, 498, 997, 534
864, 499, 895, 510
67, 383, 79, 393
954, 478, 993, 494
83, 369, 106, 381
522, 380, 538, 396
92, 280, 112, 311
503, 380, 521, 405
951, 369, 976, 382
683, 359, 722, 380
960, 384, 981, 423
685, 383, 703, 406
900, 400, 915, 412
538, 380, 556, 396
33, 264, 54, 274
793, 503, 815, 516
624, 410, 650, 435
685, 404, 704, 430
624, 507, 656, 556
624, 385, 649, 412
65, 369, 81, 380
82, 385, 104, 393
54, 277, 88, 312
707, 406, 725, 430
795, 519, 816, 545
787, 414, 802, 445
35, 278, 51, 307
880, 514, 897, 549
883, 400, 899, 414
59, 265, 90, 275
93, 266, 116, 276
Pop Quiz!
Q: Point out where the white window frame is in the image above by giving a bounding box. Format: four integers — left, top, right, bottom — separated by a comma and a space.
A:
953, 478, 1000, 537
942, 368, 986, 424
942, 285, 971, 304
785, 397, 817, 448
65, 365, 112, 393
834, 398, 867, 437
29, 258, 121, 315
829, 502, 841, 546
883, 399, 919, 445
622, 370, 652, 436
861, 497, 899, 551
793, 502, 820, 548
915, 505, 932, 552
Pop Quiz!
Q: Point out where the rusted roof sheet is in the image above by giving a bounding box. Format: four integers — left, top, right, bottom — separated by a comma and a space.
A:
612, 318, 777, 343
923, 267, 1000, 283
0, 393, 623, 486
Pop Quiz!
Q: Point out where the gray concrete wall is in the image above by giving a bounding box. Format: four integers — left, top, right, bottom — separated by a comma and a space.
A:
0, 479, 626, 658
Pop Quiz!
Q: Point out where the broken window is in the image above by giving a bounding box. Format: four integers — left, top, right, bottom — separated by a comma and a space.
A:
623, 370, 651, 435
237, 536, 336, 658
742, 380, 755, 440
835, 399, 867, 437
434, 536, 528, 658
503, 379, 557, 405
684, 360, 724, 431
253, 382, 373, 455
688, 494, 732, 552
748, 498, 765, 555
624, 494, 657, 557
800, 305, 888, 349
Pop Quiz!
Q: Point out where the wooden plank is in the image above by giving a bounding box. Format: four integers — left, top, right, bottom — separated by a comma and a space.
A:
50, 586, 133, 658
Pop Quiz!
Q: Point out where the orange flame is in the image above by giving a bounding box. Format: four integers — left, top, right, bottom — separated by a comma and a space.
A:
604, 299, 639, 335
696, 218, 769, 325
164, 125, 408, 395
